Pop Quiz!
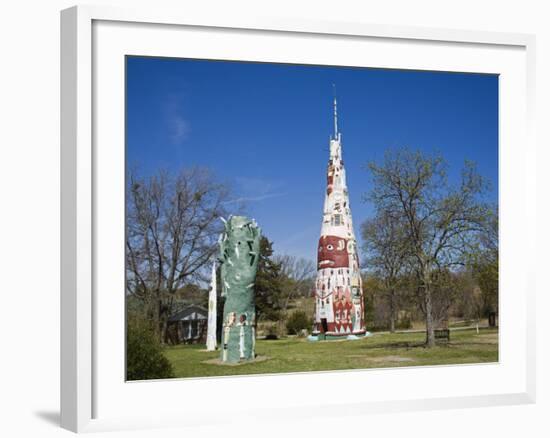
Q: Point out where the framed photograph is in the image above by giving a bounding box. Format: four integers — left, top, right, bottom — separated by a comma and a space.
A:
61, 5, 536, 433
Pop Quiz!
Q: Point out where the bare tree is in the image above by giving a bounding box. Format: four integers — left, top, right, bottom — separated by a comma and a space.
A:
275, 255, 316, 313
361, 211, 410, 332
367, 148, 490, 346
126, 167, 234, 342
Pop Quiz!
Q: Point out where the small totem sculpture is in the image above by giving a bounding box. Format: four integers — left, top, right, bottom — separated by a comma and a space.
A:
219, 216, 261, 363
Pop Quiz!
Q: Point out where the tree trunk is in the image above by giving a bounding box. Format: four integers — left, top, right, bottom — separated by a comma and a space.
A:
161, 318, 169, 345
389, 290, 396, 333
424, 284, 435, 347
146, 297, 162, 342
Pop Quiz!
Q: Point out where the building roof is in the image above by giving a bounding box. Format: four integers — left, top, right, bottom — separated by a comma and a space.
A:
168, 305, 208, 322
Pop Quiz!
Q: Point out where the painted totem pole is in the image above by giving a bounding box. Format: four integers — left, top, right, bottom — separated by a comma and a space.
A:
206, 261, 217, 351
313, 95, 366, 338
219, 216, 261, 363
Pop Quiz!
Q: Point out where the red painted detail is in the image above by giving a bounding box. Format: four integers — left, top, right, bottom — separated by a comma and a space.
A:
317, 235, 349, 269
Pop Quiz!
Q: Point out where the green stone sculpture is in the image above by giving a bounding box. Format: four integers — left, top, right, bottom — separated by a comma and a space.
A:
219, 216, 261, 363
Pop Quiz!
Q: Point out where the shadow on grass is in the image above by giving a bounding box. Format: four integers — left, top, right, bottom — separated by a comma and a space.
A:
361, 339, 497, 351
447, 341, 498, 348
361, 341, 427, 350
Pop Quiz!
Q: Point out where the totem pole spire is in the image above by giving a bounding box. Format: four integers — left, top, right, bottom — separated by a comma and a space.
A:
333, 84, 338, 140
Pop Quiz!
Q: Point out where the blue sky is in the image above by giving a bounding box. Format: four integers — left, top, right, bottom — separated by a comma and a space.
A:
126, 57, 498, 262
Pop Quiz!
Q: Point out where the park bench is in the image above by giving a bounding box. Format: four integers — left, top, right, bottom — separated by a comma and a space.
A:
434, 329, 450, 343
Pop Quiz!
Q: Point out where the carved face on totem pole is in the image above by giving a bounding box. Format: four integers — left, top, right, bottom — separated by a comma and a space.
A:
317, 235, 349, 270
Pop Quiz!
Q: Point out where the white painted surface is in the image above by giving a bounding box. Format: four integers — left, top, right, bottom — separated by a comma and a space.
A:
0, 1, 548, 438
206, 262, 217, 351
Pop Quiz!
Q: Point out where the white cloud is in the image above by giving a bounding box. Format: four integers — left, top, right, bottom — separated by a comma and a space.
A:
164, 92, 191, 145
227, 177, 286, 204
170, 115, 190, 144
223, 192, 286, 205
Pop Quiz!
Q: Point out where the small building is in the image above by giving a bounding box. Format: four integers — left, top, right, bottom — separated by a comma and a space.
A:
168, 305, 208, 344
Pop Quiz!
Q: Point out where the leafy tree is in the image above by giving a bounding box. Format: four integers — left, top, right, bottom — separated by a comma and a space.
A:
362, 211, 410, 332
367, 148, 491, 346
474, 260, 498, 316
361, 274, 382, 329
126, 316, 174, 381
254, 236, 285, 321
469, 208, 498, 320
448, 270, 480, 321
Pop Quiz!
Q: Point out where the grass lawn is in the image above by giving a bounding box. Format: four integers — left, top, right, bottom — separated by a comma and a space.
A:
163, 327, 498, 379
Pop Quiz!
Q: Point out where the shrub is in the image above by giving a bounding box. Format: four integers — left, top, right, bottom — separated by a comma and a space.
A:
126, 318, 175, 381
264, 323, 279, 340
368, 317, 412, 332
286, 310, 311, 335
396, 317, 412, 330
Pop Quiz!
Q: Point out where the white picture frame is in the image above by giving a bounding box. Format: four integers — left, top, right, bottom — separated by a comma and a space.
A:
60, 4, 536, 433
